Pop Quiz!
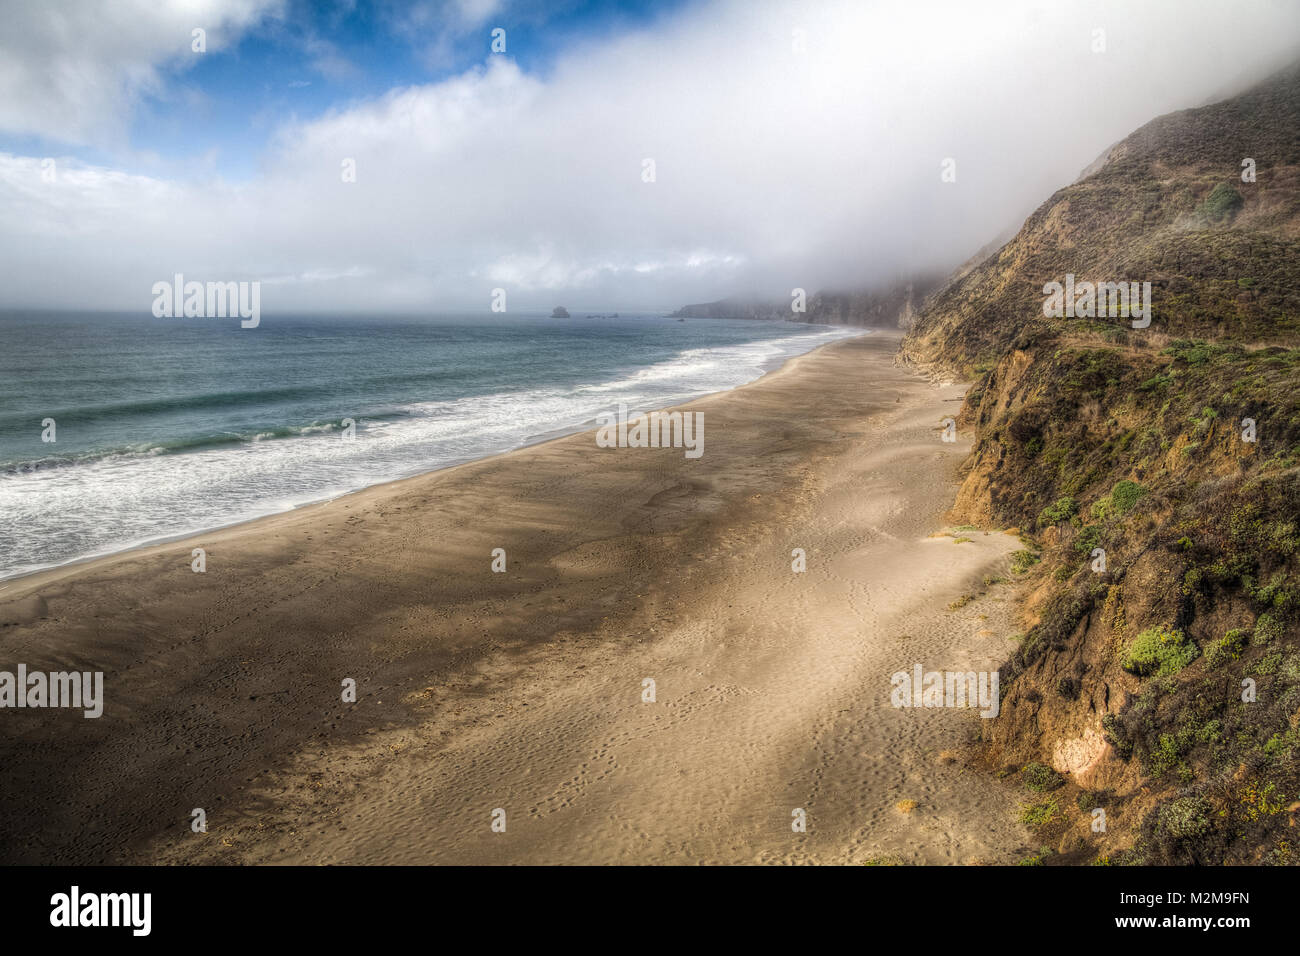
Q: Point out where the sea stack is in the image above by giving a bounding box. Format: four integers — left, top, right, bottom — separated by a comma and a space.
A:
550, 306, 570, 318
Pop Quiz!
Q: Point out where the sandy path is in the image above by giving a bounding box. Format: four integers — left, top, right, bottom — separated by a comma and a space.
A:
0, 330, 1031, 864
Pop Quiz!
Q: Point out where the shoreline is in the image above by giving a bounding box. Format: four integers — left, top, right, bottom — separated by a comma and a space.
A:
0, 327, 870, 592
0, 329, 1032, 865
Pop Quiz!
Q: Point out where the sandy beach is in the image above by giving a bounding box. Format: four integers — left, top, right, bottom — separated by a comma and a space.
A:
0, 329, 1032, 865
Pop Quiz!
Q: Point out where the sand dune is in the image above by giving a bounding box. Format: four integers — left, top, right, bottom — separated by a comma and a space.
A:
0, 330, 1032, 865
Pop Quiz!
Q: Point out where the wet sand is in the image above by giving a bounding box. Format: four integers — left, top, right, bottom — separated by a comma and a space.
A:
0, 329, 1031, 864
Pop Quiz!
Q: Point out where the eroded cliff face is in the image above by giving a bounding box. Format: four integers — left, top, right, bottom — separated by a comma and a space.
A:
902, 63, 1300, 864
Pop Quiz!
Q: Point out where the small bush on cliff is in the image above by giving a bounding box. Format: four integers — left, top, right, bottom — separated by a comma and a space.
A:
1037, 497, 1078, 527
1020, 796, 1060, 828
1022, 762, 1064, 792
1157, 795, 1211, 840
1101, 714, 1133, 759
1125, 794, 1219, 864
1147, 732, 1194, 781
1199, 183, 1244, 224
1205, 628, 1249, 667
1091, 480, 1148, 521
1253, 612, 1283, 646
1073, 523, 1102, 556
1121, 626, 1199, 677
1010, 550, 1041, 574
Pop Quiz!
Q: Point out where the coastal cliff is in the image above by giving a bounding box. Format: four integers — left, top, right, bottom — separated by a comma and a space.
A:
902, 62, 1300, 864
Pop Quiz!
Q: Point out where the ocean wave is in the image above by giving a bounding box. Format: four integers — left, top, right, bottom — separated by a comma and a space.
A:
0, 324, 864, 579
0, 420, 359, 473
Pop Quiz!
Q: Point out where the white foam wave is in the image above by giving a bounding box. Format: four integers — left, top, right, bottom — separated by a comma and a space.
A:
0, 326, 864, 579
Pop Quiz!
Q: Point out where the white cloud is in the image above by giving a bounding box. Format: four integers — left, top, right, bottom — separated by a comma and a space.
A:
0, 0, 282, 148
388, 0, 508, 71
2, 0, 1299, 313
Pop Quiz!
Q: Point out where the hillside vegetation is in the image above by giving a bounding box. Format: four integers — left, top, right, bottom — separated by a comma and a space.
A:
671, 276, 942, 327
902, 63, 1300, 864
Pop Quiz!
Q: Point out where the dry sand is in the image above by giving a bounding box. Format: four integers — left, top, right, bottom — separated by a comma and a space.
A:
0, 329, 1033, 865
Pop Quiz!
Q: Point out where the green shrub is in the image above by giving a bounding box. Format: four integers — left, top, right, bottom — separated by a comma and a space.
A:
1102, 714, 1132, 759
1148, 732, 1187, 778
1011, 550, 1041, 574
1091, 480, 1148, 521
1263, 728, 1299, 760
1157, 796, 1211, 840
1109, 480, 1148, 515
1200, 183, 1244, 223
1020, 797, 1061, 828
1195, 719, 1222, 744
1122, 626, 1200, 677
1251, 651, 1282, 676
1018, 847, 1055, 866
1037, 497, 1078, 527
1253, 612, 1283, 646
1280, 653, 1300, 684
1022, 762, 1064, 792
1206, 629, 1248, 667
1073, 523, 1102, 556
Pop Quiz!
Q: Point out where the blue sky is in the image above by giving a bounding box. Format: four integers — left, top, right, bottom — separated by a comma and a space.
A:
7, 0, 693, 179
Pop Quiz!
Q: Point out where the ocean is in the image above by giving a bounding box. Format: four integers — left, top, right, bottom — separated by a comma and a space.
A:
0, 311, 864, 580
